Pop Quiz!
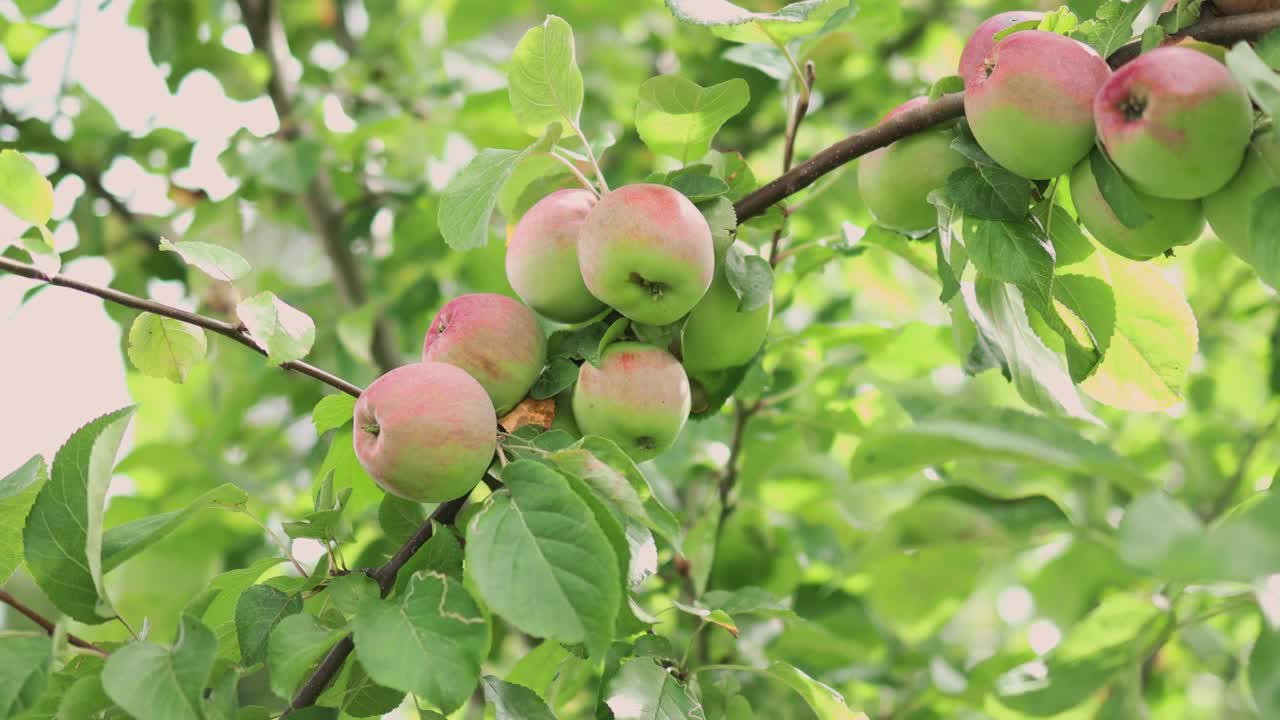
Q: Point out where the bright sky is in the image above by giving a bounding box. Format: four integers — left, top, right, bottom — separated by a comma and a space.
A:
0, 0, 279, 472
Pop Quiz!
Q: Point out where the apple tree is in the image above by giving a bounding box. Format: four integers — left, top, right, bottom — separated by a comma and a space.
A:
2, 0, 1280, 718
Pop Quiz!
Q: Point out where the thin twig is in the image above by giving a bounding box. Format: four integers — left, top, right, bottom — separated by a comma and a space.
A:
241, 508, 310, 577
769, 61, 817, 266
0, 256, 364, 397
282, 493, 472, 715
236, 0, 400, 373
0, 589, 108, 656
571, 125, 610, 192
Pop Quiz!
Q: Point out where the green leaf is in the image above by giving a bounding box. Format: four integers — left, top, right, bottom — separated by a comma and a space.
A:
850, 406, 1143, 492
102, 615, 218, 720
101, 483, 248, 572
1087, 147, 1152, 230
312, 394, 356, 435
635, 75, 750, 164
928, 75, 965, 101
20, 227, 60, 275
602, 659, 705, 720
235, 585, 303, 667
1249, 188, 1280, 287
352, 572, 488, 713
724, 243, 773, 312
963, 218, 1054, 312
1250, 628, 1280, 717
481, 676, 557, 720
508, 16, 584, 137
868, 544, 984, 644
1227, 41, 1280, 122
943, 166, 1031, 222
266, 613, 346, 699
672, 0, 855, 43
23, 406, 135, 623
0, 456, 47, 585
962, 278, 1098, 422
158, 237, 251, 282
127, 313, 208, 384
767, 661, 862, 720
566, 436, 682, 550
0, 635, 51, 719
1072, 0, 1148, 58
1119, 492, 1280, 582
722, 44, 791, 81
394, 522, 465, 593
377, 494, 430, 545
683, 496, 721, 597
997, 594, 1160, 714
598, 317, 631, 358
1079, 254, 1197, 412
326, 573, 379, 617
530, 357, 579, 400
0, 149, 53, 226
465, 460, 621, 658
236, 138, 322, 194
439, 148, 528, 250
670, 173, 731, 201
236, 291, 316, 367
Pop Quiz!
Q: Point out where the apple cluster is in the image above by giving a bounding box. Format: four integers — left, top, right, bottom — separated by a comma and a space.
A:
859, 8, 1277, 262
353, 183, 772, 502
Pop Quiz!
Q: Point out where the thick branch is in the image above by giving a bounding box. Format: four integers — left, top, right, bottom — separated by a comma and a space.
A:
0, 256, 363, 397
237, 0, 400, 374
0, 589, 107, 656
734, 10, 1280, 223
283, 493, 471, 714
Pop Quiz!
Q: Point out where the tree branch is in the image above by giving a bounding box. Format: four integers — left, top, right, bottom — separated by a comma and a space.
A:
734, 10, 1280, 224
0, 588, 107, 656
769, 61, 817, 265
236, 0, 400, 374
283, 493, 471, 715
0, 256, 364, 397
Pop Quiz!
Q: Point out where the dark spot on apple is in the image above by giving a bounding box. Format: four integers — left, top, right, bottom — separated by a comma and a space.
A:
361, 419, 380, 436
981, 59, 995, 80
629, 272, 666, 299
635, 436, 657, 450
1120, 93, 1147, 122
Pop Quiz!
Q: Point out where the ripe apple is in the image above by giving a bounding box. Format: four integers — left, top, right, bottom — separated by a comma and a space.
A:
353, 362, 497, 502
1094, 46, 1253, 200
857, 97, 969, 232
1069, 156, 1205, 260
422, 293, 547, 415
578, 184, 715, 325
964, 31, 1111, 180
506, 189, 607, 323
1204, 129, 1280, 263
958, 10, 1043, 83
680, 263, 772, 373
573, 342, 691, 461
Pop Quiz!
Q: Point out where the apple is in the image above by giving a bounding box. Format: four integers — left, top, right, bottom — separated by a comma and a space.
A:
958, 10, 1043, 83
353, 362, 497, 502
680, 263, 772, 373
1069, 156, 1205, 260
573, 342, 691, 461
858, 96, 970, 232
1204, 129, 1280, 263
578, 184, 715, 325
422, 293, 547, 415
506, 189, 607, 323
964, 31, 1111, 180
1095, 46, 1253, 200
